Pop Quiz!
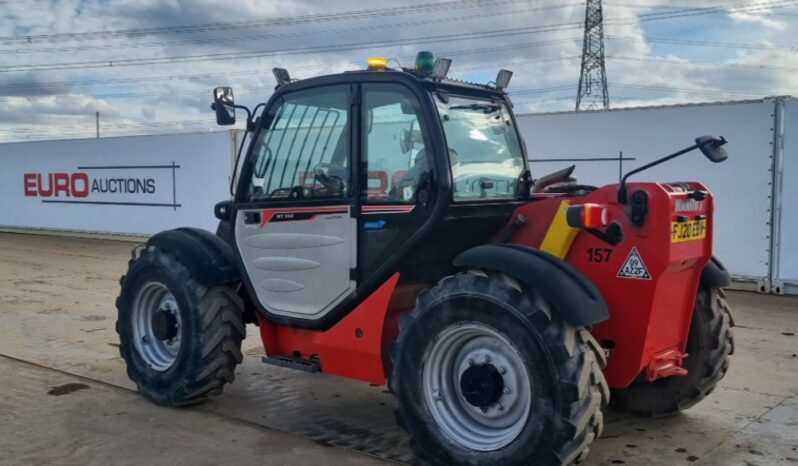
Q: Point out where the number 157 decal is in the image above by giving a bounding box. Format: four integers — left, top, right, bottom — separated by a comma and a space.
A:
587, 248, 612, 263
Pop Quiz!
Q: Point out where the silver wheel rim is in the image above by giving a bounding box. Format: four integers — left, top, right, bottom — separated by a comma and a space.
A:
131, 282, 182, 371
422, 322, 531, 451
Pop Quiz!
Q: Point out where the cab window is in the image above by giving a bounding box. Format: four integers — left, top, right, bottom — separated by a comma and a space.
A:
362, 83, 431, 204
246, 85, 350, 201
435, 95, 525, 201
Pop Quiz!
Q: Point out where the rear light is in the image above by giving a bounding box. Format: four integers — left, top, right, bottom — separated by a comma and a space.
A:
566, 203, 609, 229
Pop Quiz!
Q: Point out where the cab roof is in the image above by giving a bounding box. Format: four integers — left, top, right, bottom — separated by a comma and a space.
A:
275, 68, 508, 99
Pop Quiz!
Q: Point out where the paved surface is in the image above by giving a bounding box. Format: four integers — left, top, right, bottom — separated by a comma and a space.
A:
0, 356, 387, 466
0, 231, 796, 465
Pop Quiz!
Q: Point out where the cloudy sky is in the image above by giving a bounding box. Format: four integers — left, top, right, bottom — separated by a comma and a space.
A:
1, 0, 797, 142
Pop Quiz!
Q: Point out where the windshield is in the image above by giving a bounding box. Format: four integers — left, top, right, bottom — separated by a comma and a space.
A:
435, 94, 525, 200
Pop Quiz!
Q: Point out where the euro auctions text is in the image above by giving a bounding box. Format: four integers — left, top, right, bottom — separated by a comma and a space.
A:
23, 172, 156, 198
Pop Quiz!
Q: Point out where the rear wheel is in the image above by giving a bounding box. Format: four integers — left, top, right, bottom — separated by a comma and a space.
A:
391, 271, 608, 466
609, 286, 734, 417
116, 245, 245, 406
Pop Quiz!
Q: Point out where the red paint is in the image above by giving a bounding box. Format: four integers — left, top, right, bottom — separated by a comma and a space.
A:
257, 273, 401, 384
70, 173, 90, 198
53, 173, 71, 196
259, 205, 348, 226
23, 172, 90, 198
361, 205, 415, 214
252, 181, 714, 390
391, 170, 408, 188
367, 170, 389, 194
511, 182, 713, 388
36, 173, 53, 197
23, 173, 37, 196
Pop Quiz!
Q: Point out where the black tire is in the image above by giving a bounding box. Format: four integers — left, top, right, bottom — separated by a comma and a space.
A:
609, 286, 734, 417
391, 270, 608, 466
116, 245, 245, 406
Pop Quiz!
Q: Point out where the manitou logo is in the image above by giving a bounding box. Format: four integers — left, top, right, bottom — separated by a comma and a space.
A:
674, 198, 704, 212
21, 163, 181, 209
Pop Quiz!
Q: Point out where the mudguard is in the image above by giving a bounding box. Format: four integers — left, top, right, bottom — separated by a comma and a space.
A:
453, 243, 609, 326
700, 256, 731, 288
145, 227, 241, 286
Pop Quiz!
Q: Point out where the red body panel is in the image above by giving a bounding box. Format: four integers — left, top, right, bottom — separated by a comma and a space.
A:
254, 182, 714, 388
257, 273, 401, 385
511, 182, 714, 388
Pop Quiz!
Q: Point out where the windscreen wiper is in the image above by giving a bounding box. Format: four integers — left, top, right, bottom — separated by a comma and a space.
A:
449, 103, 500, 113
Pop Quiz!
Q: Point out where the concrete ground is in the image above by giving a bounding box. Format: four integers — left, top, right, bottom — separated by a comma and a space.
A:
0, 231, 796, 466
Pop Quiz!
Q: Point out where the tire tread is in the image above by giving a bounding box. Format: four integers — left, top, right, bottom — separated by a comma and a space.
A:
391, 271, 607, 466
116, 248, 245, 406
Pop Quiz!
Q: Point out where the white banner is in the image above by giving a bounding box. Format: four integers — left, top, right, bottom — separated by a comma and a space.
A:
0, 131, 233, 236
517, 99, 777, 284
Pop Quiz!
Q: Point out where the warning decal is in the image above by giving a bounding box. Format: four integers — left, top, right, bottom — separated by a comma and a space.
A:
617, 247, 651, 280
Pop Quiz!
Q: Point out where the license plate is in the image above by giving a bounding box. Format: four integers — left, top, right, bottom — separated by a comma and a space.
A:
671, 219, 707, 243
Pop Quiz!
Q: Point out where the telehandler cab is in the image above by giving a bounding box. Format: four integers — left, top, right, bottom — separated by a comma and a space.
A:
116, 53, 734, 466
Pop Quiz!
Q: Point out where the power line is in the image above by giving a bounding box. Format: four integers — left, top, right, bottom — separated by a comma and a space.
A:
2, 0, 793, 74
0, 0, 529, 44
0, 42, 582, 100
606, 35, 798, 52
0, 23, 586, 73
0, 56, 581, 103
617, 0, 798, 21
0, 3, 578, 55
608, 54, 798, 73
0, 38, 580, 92
610, 82, 777, 97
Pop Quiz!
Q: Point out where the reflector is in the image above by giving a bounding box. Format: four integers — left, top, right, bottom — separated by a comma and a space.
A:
566, 203, 609, 229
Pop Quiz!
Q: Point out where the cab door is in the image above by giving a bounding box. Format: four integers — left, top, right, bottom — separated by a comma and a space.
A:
234, 85, 356, 322
359, 83, 435, 279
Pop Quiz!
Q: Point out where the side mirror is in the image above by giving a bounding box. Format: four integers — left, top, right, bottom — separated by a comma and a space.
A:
618, 135, 730, 203
212, 87, 236, 126
214, 199, 233, 221
695, 135, 728, 163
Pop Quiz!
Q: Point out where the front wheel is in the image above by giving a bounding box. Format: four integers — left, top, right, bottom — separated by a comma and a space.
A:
116, 245, 246, 406
609, 286, 735, 417
391, 271, 608, 466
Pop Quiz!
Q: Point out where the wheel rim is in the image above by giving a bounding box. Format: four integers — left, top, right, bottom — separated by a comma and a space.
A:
422, 322, 532, 451
131, 282, 182, 371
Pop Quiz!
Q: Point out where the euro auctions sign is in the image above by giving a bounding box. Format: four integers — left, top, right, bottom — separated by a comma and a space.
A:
22, 163, 179, 209
0, 132, 233, 235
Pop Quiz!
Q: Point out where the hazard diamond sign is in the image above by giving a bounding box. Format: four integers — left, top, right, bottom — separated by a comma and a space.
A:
617, 247, 651, 280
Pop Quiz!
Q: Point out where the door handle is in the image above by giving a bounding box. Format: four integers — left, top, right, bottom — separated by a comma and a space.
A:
244, 211, 262, 224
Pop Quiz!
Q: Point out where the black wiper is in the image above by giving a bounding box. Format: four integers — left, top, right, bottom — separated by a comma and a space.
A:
448, 103, 500, 113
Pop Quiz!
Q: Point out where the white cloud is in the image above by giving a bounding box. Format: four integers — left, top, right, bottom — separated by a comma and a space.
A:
0, 0, 797, 141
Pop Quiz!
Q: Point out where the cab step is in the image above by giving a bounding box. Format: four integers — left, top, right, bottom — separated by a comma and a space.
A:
261, 355, 321, 373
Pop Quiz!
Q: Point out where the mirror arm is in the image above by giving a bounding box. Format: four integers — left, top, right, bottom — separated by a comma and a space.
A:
246, 103, 266, 132
233, 104, 251, 124
617, 142, 703, 203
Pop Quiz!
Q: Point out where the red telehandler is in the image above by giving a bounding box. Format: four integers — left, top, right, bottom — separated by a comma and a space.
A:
116, 53, 733, 465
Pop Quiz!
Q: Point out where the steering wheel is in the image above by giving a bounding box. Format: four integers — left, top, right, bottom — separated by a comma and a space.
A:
313, 163, 346, 194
